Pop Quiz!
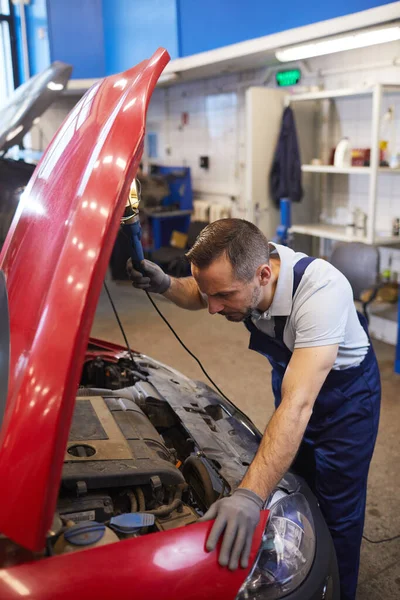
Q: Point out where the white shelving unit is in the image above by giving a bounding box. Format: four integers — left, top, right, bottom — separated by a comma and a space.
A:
286, 83, 400, 245
289, 223, 400, 246
302, 165, 400, 175
301, 165, 371, 175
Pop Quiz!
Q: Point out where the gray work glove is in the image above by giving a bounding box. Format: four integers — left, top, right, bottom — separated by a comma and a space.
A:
199, 488, 263, 570
126, 258, 171, 294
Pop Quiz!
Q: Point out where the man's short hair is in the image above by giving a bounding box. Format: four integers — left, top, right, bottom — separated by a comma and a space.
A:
186, 218, 270, 281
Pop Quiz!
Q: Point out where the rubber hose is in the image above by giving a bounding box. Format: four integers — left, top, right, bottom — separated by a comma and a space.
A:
135, 487, 146, 512
147, 498, 182, 518
182, 455, 215, 509
145, 484, 186, 518
127, 490, 138, 513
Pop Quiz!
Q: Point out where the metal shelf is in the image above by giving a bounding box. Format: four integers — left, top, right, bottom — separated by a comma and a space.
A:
287, 87, 375, 102
302, 165, 370, 174
290, 224, 366, 243
302, 164, 400, 175
286, 83, 400, 104
296, 85, 400, 246
289, 223, 400, 246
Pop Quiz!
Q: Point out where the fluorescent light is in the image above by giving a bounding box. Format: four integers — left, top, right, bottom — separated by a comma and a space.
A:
276, 25, 400, 62
47, 81, 64, 91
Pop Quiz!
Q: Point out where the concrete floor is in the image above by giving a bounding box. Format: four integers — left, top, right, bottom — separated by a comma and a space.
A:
92, 281, 400, 599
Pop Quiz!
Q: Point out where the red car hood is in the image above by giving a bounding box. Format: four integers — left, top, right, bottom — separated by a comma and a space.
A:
0, 48, 170, 551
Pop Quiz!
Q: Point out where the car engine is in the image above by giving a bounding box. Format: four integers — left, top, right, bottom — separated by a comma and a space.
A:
57, 392, 201, 538
51, 349, 260, 553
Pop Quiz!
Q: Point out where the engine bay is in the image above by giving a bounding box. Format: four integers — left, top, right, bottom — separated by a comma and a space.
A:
50, 348, 262, 554
58, 392, 203, 542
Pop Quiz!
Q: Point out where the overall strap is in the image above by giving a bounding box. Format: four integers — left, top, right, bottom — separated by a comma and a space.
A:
293, 256, 317, 296
275, 256, 316, 339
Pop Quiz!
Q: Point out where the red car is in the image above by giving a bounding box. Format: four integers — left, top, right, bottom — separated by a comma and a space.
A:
0, 49, 339, 599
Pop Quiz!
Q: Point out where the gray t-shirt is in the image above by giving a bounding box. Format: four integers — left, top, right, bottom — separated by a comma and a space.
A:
251, 243, 369, 370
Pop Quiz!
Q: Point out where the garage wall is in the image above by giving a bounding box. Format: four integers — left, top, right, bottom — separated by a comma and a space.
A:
177, 0, 397, 56
102, 0, 178, 74
46, 0, 105, 79
44, 0, 179, 78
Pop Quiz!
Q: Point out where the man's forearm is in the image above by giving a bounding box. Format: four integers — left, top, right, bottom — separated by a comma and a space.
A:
240, 345, 338, 501
163, 276, 207, 310
239, 396, 312, 501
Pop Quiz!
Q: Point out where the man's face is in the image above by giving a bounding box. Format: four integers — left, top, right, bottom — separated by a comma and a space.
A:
191, 254, 266, 322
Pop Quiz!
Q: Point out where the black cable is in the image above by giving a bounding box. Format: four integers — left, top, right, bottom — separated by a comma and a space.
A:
45, 537, 55, 556
103, 281, 139, 370
144, 291, 231, 402
362, 533, 400, 544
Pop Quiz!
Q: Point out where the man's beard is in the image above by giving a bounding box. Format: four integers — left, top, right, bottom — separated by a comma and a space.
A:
219, 286, 262, 322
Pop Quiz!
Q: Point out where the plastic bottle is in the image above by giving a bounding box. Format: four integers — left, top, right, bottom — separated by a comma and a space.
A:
334, 138, 351, 168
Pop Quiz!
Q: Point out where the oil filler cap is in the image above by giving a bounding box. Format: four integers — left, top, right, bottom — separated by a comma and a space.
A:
64, 521, 106, 546
110, 513, 155, 534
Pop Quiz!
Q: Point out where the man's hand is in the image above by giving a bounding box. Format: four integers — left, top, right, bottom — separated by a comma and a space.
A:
199, 488, 264, 570
127, 258, 171, 294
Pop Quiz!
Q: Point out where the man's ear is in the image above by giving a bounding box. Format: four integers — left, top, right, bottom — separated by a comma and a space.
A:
258, 264, 272, 286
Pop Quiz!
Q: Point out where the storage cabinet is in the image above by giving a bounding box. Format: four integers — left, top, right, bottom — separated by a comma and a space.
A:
286, 84, 400, 245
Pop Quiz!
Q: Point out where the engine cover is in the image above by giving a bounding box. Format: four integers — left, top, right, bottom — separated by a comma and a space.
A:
62, 396, 184, 490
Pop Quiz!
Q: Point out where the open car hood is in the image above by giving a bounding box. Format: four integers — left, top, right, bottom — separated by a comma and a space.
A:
0, 62, 73, 154
0, 48, 170, 551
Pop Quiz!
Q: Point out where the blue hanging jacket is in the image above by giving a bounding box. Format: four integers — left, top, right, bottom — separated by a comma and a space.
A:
270, 106, 303, 207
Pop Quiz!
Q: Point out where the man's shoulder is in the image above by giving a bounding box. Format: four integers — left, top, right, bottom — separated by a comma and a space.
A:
295, 256, 347, 283
292, 257, 352, 306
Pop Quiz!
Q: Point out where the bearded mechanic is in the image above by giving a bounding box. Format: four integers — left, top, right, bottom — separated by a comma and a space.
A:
127, 218, 381, 600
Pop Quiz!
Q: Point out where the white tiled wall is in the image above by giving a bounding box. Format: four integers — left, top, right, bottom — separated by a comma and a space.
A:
146, 77, 244, 216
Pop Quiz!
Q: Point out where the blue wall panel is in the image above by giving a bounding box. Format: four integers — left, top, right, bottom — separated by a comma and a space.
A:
177, 0, 397, 56
26, 0, 50, 75
46, 0, 105, 78
102, 0, 178, 75
13, 0, 396, 81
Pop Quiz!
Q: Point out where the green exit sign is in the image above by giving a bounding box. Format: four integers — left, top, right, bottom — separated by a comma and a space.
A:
276, 69, 301, 87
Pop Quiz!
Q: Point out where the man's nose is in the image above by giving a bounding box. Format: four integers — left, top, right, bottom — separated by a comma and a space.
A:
208, 297, 224, 315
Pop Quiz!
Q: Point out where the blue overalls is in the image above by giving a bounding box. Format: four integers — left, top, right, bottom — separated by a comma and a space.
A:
245, 257, 381, 600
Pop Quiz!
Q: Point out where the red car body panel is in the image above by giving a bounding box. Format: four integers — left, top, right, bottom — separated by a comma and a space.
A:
0, 48, 170, 552
0, 515, 268, 599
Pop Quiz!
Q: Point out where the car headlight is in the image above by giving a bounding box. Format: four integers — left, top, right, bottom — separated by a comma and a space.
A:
236, 493, 316, 599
